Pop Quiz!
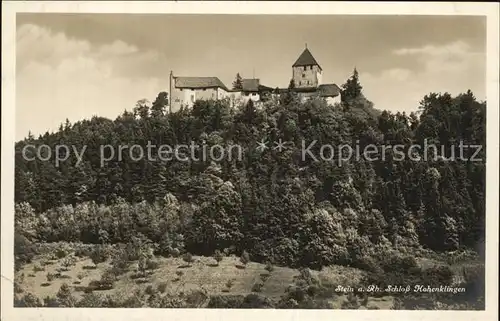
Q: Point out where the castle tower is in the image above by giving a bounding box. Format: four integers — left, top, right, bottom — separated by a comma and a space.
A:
292, 45, 323, 89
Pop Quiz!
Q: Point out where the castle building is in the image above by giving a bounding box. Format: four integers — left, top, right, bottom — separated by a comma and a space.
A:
287, 46, 341, 105
169, 74, 231, 112
168, 73, 274, 112
292, 47, 323, 88
168, 46, 341, 112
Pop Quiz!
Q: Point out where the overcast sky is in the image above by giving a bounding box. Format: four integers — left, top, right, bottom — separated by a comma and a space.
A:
16, 14, 486, 140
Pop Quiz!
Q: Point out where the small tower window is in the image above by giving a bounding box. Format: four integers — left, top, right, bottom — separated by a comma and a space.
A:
302, 73, 305, 78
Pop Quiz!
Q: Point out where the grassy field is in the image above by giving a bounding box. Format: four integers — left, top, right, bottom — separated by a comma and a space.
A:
17, 243, 482, 309
17, 250, 395, 309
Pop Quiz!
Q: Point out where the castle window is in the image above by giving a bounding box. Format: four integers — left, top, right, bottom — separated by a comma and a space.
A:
302, 73, 305, 78
191, 95, 195, 103
299, 81, 302, 86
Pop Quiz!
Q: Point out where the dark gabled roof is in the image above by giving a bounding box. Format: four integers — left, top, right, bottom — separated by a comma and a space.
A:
274, 84, 340, 97
275, 87, 319, 94
294, 87, 319, 93
292, 48, 322, 70
238, 79, 274, 93
174, 76, 229, 91
241, 79, 260, 92
258, 84, 274, 92
318, 84, 341, 97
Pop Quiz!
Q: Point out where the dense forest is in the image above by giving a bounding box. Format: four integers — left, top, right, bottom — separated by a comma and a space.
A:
14, 71, 486, 308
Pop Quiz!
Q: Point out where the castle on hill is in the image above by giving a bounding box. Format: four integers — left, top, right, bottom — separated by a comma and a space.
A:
169, 46, 341, 112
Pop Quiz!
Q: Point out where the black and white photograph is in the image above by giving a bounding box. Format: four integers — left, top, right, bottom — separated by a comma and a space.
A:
2, 2, 499, 321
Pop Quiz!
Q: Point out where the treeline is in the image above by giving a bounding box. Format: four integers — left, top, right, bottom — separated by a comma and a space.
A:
15, 75, 486, 267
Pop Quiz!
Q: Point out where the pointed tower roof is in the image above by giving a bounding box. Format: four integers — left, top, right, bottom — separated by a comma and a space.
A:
292, 47, 322, 71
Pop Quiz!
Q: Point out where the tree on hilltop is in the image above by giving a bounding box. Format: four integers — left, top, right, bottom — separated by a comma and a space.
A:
233, 73, 243, 90
341, 67, 363, 103
133, 99, 151, 119
151, 92, 169, 117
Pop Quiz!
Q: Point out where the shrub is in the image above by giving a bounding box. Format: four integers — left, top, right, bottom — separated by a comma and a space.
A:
55, 247, 68, 259
341, 293, 360, 309
57, 283, 71, 298
99, 272, 116, 290
146, 259, 160, 270
89, 246, 108, 266
381, 254, 419, 274
145, 284, 156, 296
260, 273, 270, 283
57, 283, 77, 307
284, 285, 307, 303
277, 298, 299, 309
353, 255, 383, 273
43, 296, 60, 307
170, 248, 181, 258
422, 265, 454, 286
182, 253, 194, 266
61, 256, 77, 269
41, 259, 55, 266
361, 294, 369, 307
240, 250, 250, 266
119, 295, 143, 308
157, 295, 187, 308
265, 261, 274, 273
461, 264, 485, 297
14, 292, 43, 307
88, 272, 115, 291
14, 233, 36, 268
157, 282, 168, 293
14, 282, 24, 294
110, 251, 130, 275
185, 289, 209, 308
157, 233, 185, 258
76, 292, 103, 307
251, 282, 264, 293
46, 272, 55, 282
74, 247, 92, 258
213, 250, 223, 266
33, 264, 45, 272
223, 247, 236, 256
241, 293, 275, 308
207, 295, 244, 308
